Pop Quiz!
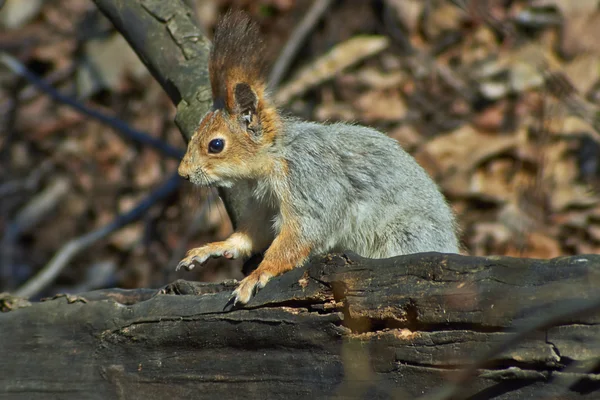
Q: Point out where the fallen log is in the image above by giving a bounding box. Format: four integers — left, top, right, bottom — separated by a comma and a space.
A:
2, 252, 600, 399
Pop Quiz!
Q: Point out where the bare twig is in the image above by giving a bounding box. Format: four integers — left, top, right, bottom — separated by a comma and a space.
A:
464, 0, 516, 42
540, 65, 600, 140
0, 160, 52, 198
274, 35, 390, 104
8, 177, 71, 236
2, 177, 71, 290
14, 173, 182, 299
0, 52, 184, 160
0, 67, 23, 161
268, 0, 334, 89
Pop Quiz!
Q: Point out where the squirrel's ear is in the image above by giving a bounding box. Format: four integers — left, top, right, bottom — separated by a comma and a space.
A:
234, 83, 260, 135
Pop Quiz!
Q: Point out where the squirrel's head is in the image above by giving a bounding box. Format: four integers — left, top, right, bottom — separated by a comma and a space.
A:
178, 10, 278, 187
178, 81, 279, 187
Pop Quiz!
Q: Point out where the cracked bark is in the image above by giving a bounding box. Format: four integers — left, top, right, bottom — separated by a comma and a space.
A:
2, 1, 600, 399
90, 0, 212, 138
2, 253, 600, 399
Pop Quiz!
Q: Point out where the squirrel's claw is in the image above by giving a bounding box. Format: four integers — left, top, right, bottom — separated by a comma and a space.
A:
176, 244, 244, 272
230, 283, 253, 306
176, 249, 214, 271
175, 261, 186, 271
231, 271, 272, 305
175, 256, 205, 271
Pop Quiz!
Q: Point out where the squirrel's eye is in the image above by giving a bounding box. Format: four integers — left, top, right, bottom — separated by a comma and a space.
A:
208, 138, 225, 154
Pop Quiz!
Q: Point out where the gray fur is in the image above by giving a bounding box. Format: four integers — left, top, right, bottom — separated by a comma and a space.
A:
252, 119, 459, 259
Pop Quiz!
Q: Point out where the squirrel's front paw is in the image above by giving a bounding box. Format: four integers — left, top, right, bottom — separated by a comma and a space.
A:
231, 270, 273, 305
176, 247, 213, 271
176, 245, 236, 271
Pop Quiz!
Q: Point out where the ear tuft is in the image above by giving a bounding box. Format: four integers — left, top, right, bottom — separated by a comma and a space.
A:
234, 83, 260, 134
234, 83, 257, 115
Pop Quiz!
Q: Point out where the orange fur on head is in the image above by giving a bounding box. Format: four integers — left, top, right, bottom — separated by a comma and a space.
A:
179, 109, 264, 185
179, 11, 282, 187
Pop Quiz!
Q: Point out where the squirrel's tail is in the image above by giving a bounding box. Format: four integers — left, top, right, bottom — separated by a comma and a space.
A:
210, 10, 268, 112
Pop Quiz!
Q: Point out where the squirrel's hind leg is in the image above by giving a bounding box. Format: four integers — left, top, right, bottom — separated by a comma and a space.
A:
231, 226, 310, 305
176, 232, 253, 271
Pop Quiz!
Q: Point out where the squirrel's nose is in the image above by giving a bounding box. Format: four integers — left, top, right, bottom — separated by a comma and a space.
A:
178, 164, 190, 180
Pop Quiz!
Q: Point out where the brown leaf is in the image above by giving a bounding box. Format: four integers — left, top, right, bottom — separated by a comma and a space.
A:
415, 125, 518, 196
563, 54, 600, 96
561, 12, 600, 58
504, 232, 563, 259
275, 36, 390, 104
472, 100, 507, 132
352, 89, 407, 122
0, 0, 44, 29
385, 0, 424, 36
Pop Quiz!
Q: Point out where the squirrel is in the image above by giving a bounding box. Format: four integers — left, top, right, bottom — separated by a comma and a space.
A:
176, 10, 459, 305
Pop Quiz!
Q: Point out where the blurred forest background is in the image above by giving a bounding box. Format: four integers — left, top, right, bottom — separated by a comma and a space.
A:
1, 0, 600, 300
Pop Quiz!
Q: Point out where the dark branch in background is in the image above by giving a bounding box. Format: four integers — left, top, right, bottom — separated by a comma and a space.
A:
14, 173, 182, 299
0, 0, 228, 295
0, 71, 25, 289
165, 191, 217, 272
0, 65, 75, 121
0, 53, 184, 160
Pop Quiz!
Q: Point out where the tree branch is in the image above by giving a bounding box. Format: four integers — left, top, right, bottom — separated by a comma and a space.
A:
91, 0, 241, 228
91, 0, 213, 141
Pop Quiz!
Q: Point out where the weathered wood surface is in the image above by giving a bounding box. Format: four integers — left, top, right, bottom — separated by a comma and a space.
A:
2, 252, 600, 399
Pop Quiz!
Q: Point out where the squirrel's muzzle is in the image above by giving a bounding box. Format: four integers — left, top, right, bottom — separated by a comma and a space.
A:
178, 161, 191, 180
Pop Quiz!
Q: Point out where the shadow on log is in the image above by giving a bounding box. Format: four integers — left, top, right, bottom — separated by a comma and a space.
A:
2, 252, 600, 399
